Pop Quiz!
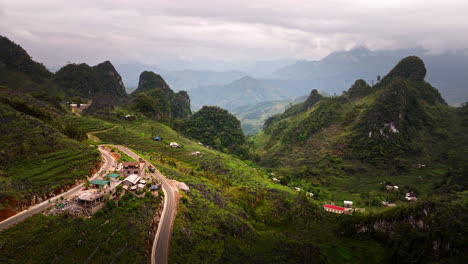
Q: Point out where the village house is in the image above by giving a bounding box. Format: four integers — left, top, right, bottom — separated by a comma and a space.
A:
324, 204, 345, 214
122, 161, 144, 177
89, 180, 110, 190
191, 151, 202, 157
106, 173, 120, 181
77, 192, 105, 213
122, 174, 141, 187
344, 200, 353, 208
324, 201, 354, 214
169, 142, 180, 148
385, 185, 399, 191
405, 192, 418, 201
381, 201, 397, 207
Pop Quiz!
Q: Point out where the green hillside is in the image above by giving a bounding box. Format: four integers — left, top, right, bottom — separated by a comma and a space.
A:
0, 88, 100, 210
55, 61, 128, 102
0, 37, 102, 212
251, 57, 468, 261
131, 71, 191, 122
0, 35, 466, 264
232, 96, 307, 135
85, 117, 390, 263
255, 56, 467, 198
178, 106, 248, 157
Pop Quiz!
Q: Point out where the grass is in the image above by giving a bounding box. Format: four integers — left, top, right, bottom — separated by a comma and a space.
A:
63, 115, 114, 132
2, 147, 99, 205
88, 118, 393, 263
0, 193, 161, 264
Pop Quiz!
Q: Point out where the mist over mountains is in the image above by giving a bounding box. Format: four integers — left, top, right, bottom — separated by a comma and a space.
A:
116, 47, 468, 113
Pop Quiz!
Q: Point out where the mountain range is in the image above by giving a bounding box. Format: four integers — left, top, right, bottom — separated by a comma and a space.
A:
117, 47, 467, 117
1, 34, 467, 264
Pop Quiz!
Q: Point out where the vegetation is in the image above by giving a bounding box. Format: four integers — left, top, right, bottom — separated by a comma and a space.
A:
264, 89, 324, 129
0, 36, 466, 263
178, 106, 248, 157
86, 118, 391, 263
131, 71, 191, 122
251, 56, 468, 262
54, 61, 128, 102
0, 35, 52, 82
0, 193, 162, 263
340, 197, 468, 263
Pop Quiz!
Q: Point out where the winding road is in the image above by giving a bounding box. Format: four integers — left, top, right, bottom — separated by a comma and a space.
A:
0, 144, 178, 264
113, 146, 178, 264
0, 146, 115, 230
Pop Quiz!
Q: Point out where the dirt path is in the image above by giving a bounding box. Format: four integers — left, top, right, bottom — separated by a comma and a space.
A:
86, 126, 117, 142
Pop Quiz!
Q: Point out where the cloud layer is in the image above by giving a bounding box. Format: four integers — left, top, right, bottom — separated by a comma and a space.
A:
1, 0, 467, 66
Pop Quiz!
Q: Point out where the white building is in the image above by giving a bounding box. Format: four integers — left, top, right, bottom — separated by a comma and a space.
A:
123, 174, 141, 187
169, 142, 180, 148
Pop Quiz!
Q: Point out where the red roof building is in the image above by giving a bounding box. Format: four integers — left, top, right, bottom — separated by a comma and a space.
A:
324, 204, 345, 214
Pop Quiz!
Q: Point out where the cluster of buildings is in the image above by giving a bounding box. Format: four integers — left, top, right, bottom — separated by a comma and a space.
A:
76, 160, 160, 213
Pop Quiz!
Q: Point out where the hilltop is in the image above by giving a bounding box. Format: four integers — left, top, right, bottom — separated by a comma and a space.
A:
131, 71, 191, 122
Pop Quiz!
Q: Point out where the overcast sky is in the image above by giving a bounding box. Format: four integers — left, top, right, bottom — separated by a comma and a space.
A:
1, 0, 467, 67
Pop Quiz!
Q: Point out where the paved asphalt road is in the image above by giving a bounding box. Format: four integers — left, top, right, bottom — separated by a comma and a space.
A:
0, 146, 115, 230
0, 145, 177, 264
114, 146, 178, 264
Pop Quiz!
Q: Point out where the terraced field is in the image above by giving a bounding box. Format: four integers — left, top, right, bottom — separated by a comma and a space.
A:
63, 115, 114, 132
5, 148, 100, 197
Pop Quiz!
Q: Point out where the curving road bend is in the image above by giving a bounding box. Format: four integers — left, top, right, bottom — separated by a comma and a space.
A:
0, 144, 177, 264
0, 146, 115, 230
113, 146, 178, 264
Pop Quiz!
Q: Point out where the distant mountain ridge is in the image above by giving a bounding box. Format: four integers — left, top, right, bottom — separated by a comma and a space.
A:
257, 56, 461, 170
274, 47, 468, 106
163, 69, 247, 92
189, 76, 311, 111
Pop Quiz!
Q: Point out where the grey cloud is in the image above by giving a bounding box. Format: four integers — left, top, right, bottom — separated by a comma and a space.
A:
0, 0, 467, 67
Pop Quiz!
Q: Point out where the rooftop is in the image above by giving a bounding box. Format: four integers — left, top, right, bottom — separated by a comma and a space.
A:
78, 192, 102, 201
124, 174, 141, 185
324, 204, 345, 211
107, 173, 119, 178
90, 180, 110, 186
123, 161, 140, 168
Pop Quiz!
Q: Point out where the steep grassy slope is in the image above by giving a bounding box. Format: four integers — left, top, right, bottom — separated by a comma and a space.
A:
0, 193, 161, 264
255, 57, 466, 200
0, 91, 100, 211
252, 57, 468, 261
90, 118, 390, 263
0, 54, 100, 213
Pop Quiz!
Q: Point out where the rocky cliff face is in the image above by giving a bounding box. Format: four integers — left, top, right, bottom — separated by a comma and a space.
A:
348, 199, 468, 263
